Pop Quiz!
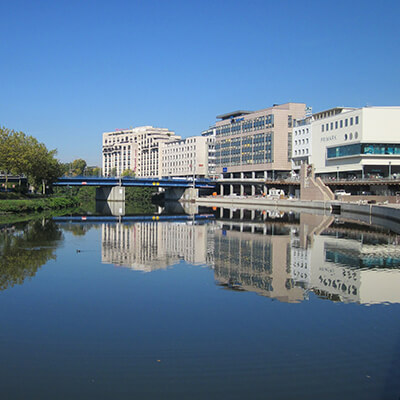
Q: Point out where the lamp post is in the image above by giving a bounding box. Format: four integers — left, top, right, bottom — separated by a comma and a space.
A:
389, 161, 392, 179
336, 166, 339, 181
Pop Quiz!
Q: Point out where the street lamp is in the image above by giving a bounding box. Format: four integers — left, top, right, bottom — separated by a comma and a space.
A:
336, 166, 339, 181
389, 161, 392, 179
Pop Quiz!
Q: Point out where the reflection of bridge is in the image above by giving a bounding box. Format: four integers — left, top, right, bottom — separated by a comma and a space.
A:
54, 176, 216, 202
53, 214, 215, 223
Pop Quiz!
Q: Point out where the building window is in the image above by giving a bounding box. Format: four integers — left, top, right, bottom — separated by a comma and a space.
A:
345, 119, 348, 127
355, 116, 359, 124
326, 123, 329, 131
350, 117, 353, 126
340, 120, 343, 128
322, 125, 324, 132
335, 121, 338, 129
327, 143, 361, 158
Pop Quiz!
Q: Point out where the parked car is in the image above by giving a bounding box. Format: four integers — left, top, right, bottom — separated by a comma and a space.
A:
334, 189, 351, 197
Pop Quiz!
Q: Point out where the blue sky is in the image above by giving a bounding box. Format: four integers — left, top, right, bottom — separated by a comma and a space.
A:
1, 0, 399, 165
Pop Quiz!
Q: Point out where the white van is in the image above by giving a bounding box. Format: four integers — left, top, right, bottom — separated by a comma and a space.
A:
269, 188, 285, 198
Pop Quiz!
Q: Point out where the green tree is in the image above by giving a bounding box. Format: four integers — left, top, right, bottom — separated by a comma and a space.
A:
0, 127, 63, 193
109, 167, 117, 177
26, 143, 64, 194
0, 128, 31, 189
71, 159, 87, 176
121, 169, 135, 177
85, 166, 102, 176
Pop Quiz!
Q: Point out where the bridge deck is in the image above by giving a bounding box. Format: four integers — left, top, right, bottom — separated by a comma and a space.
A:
55, 176, 216, 189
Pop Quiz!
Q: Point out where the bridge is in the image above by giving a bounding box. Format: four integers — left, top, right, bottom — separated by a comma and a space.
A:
54, 176, 216, 201
54, 175, 400, 202
55, 176, 216, 189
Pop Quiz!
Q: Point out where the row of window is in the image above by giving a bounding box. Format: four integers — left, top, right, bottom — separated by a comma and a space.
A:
321, 115, 359, 132
293, 148, 309, 156
216, 115, 274, 136
294, 138, 309, 146
294, 127, 309, 136
327, 143, 400, 159
344, 132, 358, 141
216, 133, 273, 150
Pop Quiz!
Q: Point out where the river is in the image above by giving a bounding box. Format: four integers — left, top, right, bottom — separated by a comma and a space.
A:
0, 207, 399, 399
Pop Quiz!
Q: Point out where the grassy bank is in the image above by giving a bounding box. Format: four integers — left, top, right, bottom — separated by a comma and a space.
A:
0, 185, 157, 218
0, 197, 79, 214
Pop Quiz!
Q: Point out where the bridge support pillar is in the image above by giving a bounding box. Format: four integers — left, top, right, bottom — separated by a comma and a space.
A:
96, 186, 125, 202
165, 187, 198, 201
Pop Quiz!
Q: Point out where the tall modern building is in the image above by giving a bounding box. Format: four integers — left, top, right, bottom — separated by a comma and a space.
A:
205, 102, 307, 179
102, 126, 180, 177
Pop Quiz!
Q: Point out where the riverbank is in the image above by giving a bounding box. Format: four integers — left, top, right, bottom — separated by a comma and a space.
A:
196, 196, 400, 233
0, 197, 79, 215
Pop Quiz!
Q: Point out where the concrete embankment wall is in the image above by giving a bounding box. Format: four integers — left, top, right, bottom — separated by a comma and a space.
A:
196, 197, 332, 212
195, 197, 400, 233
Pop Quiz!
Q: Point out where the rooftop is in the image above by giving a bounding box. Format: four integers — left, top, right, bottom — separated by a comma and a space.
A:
216, 110, 253, 120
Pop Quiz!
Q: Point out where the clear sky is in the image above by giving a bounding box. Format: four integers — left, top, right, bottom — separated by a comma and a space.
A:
1, 0, 399, 165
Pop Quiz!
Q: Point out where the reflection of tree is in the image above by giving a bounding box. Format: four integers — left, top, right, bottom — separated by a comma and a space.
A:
61, 224, 91, 236
0, 220, 63, 290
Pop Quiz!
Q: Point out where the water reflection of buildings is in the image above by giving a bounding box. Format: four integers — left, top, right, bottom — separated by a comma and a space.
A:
211, 210, 400, 304
290, 213, 400, 304
213, 221, 304, 303
99, 209, 400, 304
101, 222, 214, 272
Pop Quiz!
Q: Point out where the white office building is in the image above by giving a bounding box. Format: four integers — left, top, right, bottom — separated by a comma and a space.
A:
102, 126, 180, 178
160, 134, 215, 179
310, 106, 400, 179
292, 116, 312, 174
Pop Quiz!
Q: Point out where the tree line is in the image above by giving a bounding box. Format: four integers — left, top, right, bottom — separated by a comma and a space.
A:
0, 127, 103, 194
0, 127, 63, 194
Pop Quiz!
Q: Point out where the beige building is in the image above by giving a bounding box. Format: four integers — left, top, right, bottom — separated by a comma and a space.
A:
207, 102, 306, 178
102, 126, 180, 177
160, 135, 215, 178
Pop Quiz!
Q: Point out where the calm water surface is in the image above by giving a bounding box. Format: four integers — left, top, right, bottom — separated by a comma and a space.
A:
0, 209, 399, 400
